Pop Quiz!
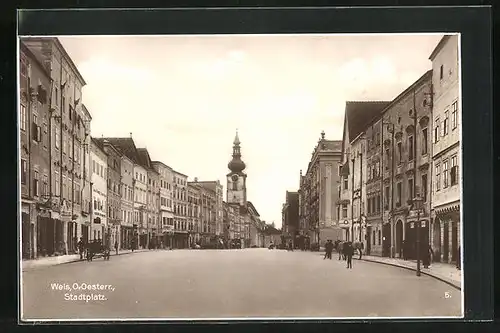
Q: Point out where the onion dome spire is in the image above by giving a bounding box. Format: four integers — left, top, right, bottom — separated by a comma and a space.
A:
228, 129, 246, 173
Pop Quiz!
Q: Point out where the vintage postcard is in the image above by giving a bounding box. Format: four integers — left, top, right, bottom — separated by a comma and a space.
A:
18, 33, 463, 321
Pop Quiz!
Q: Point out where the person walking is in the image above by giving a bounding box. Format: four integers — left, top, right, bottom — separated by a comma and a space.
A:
114, 240, 119, 255
324, 240, 333, 260
456, 246, 461, 270
402, 240, 408, 260
422, 244, 434, 268
345, 242, 354, 269
77, 237, 85, 260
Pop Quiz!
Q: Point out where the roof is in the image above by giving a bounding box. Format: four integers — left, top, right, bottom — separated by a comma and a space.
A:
81, 104, 92, 121
429, 35, 452, 60
90, 137, 107, 156
173, 169, 189, 178
191, 181, 221, 193
102, 137, 140, 164
22, 37, 87, 85
137, 148, 158, 173
247, 201, 260, 217
345, 101, 390, 143
151, 160, 173, 170
19, 41, 51, 79
94, 138, 122, 158
263, 225, 281, 235
320, 140, 342, 151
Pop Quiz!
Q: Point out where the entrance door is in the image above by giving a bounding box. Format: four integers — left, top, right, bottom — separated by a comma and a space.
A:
451, 221, 458, 262
443, 222, 449, 262
30, 223, 35, 259
396, 220, 403, 258
433, 218, 441, 262
366, 226, 372, 255
382, 223, 391, 257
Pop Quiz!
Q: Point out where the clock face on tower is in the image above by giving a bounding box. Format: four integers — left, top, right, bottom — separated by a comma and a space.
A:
231, 174, 239, 181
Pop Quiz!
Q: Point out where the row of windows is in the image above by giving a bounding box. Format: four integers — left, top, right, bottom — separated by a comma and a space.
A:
92, 160, 106, 179
435, 155, 459, 191
434, 101, 459, 144
173, 176, 187, 186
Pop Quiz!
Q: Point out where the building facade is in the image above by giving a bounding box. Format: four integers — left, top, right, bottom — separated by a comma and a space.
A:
20, 42, 52, 259
80, 105, 92, 245
187, 182, 202, 245
340, 101, 390, 249
298, 132, 343, 247
120, 153, 134, 249
152, 161, 175, 248
282, 191, 299, 247
90, 138, 108, 242
226, 131, 247, 206
96, 139, 122, 249
429, 35, 461, 264
23, 37, 88, 258
173, 170, 189, 248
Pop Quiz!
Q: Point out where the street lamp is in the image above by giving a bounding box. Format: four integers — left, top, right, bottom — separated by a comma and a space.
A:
412, 194, 424, 277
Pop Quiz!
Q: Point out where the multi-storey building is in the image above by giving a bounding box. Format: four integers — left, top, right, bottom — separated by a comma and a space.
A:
198, 184, 217, 245
23, 37, 88, 257
80, 105, 92, 244
104, 137, 146, 249
377, 72, 433, 260
223, 201, 241, 245
120, 152, 135, 249
20, 42, 51, 259
340, 101, 389, 249
429, 35, 461, 264
298, 132, 343, 247
282, 191, 299, 247
137, 148, 160, 248
187, 182, 201, 245
247, 201, 264, 247
152, 161, 175, 248
90, 138, 108, 242
95, 138, 122, 248
173, 170, 189, 248
191, 180, 224, 238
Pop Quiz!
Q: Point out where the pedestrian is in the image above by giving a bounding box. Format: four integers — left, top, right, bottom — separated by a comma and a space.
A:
423, 244, 433, 268
402, 240, 408, 261
77, 237, 85, 260
345, 242, 354, 269
114, 240, 119, 255
288, 240, 293, 252
323, 240, 333, 260
456, 246, 461, 270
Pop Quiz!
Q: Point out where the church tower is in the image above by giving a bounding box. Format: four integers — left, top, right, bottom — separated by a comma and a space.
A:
227, 130, 247, 206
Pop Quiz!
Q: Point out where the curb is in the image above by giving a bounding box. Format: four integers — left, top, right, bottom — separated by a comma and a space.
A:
357, 257, 461, 290
22, 249, 151, 271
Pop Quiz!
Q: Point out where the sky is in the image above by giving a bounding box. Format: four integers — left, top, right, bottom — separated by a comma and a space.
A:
58, 33, 443, 228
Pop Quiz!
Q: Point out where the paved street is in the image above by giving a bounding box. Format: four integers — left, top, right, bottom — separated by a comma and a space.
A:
21, 249, 462, 320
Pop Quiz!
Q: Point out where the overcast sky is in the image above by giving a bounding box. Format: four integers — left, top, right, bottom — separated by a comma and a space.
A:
58, 33, 443, 228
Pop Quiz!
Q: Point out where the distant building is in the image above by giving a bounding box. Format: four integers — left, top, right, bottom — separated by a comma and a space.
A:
298, 132, 343, 247
173, 170, 189, 248
152, 161, 175, 248
282, 191, 299, 247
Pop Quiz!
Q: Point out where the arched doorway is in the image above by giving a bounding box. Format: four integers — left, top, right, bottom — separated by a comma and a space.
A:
433, 217, 441, 262
396, 220, 403, 258
382, 223, 391, 257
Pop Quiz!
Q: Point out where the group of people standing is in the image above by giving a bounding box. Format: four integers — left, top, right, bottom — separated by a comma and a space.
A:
323, 240, 356, 269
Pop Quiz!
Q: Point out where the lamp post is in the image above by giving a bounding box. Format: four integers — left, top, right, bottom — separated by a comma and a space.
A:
412, 195, 424, 277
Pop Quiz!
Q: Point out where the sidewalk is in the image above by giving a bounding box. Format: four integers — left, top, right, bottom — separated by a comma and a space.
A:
356, 255, 462, 290
21, 248, 150, 272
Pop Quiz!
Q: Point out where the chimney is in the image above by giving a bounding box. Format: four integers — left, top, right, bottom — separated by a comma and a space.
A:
194, 177, 198, 182
130, 132, 132, 138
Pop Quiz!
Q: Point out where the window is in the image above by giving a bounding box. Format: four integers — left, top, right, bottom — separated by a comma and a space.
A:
343, 177, 348, 190
384, 186, 390, 209
54, 126, 60, 149
376, 195, 380, 213
21, 159, 27, 184
444, 110, 449, 136
422, 174, 428, 202
385, 148, 390, 170
376, 132, 380, 146
378, 230, 382, 245
232, 181, 238, 191
422, 128, 428, 155
373, 230, 376, 245
436, 163, 441, 191
20, 104, 27, 131
397, 142, 402, 164
443, 159, 449, 188
408, 135, 414, 161
43, 174, 49, 196
452, 101, 458, 130
368, 198, 372, 214
440, 65, 444, 80
408, 178, 414, 203
33, 171, 39, 196
54, 171, 60, 196
338, 165, 342, 176
396, 182, 402, 207
451, 155, 458, 185
434, 118, 440, 143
